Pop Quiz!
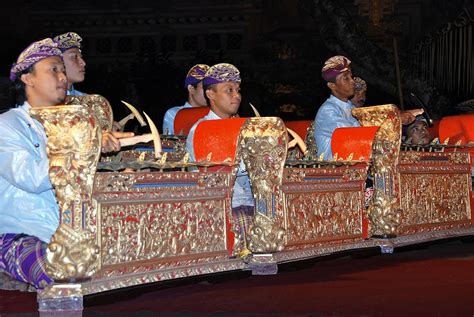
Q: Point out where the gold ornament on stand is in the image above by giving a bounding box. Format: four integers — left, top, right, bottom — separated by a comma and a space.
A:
237, 117, 288, 253
31, 105, 102, 282
352, 105, 402, 237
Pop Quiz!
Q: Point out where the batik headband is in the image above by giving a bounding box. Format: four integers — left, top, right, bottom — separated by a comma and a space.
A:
321, 55, 351, 82
9, 38, 62, 81
53, 32, 82, 52
202, 63, 241, 86
184, 64, 210, 88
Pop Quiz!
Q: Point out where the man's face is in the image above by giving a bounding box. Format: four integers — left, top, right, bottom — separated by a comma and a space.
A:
351, 89, 366, 107
189, 82, 207, 107
63, 48, 86, 86
328, 70, 355, 101
406, 121, 430, 145
206, 82, 241, 118
22, 56, 67, 108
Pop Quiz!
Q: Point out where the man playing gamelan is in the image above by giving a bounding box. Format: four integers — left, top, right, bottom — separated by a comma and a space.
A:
0, 38, 131, 289
186, 63, 254, 253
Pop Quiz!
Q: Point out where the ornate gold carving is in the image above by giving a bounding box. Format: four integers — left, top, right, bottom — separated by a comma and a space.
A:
282, 166, 366, 246
367, 191, 401, 236
80, 257, 245, 295
93, 171, 230, 193
398, 173, 471, 234
100, 200, 227, 265
247, 213, 286, 253
31, 105, 101, 281
399, 151, 471, 165
353, 105, 402, 236
237, 117, 288, 253
352, 104, 399, 127
91, 171, 233, 265
45, 225, 100, 281
65, 94, 114, 131
285, 191, 363, 242
238, 117, 288, 209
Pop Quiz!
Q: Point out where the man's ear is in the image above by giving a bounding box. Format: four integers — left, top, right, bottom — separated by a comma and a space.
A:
205, 88, 214, 101
327, 81, 335, 90
20, 73, 34, 87
187, 84, 195, 94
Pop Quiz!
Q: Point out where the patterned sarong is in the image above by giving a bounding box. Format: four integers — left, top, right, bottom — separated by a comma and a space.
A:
232, 205, 254, 251
0, 234, 53, 289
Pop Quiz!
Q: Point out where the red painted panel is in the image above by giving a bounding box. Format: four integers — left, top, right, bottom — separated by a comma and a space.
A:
173, 106, 210, 136
331, 126, 379, 160
193, 118, 247, 163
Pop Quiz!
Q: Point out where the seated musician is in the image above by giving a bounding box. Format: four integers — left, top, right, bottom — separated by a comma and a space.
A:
403, 116, 431, 145
55, 31, 131, 150
186, 63, 254, 254
53, 32, 86, 96
350, 76, 367, 108
0, 39, 131, 289
315, 56, 360, 160
315, 55, 423, 160
162, 64, 210, 135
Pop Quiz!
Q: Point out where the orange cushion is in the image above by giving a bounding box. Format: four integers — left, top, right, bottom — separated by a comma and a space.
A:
174, 106, 210, 136
427, 119, 440, 139
331, 126, 379, 160
438, 115, 474, 144
193, 118, 247, 163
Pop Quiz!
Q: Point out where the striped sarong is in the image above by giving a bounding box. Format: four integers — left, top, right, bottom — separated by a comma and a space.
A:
0, 234, 53, 289
232, 205, 255, 249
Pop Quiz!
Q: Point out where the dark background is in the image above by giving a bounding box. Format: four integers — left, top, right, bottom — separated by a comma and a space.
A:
0, 0, 472, 129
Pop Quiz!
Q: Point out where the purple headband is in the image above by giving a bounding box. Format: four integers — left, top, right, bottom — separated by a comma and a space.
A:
10, 38, 62, 81
353, 77, 367, 92
202, 63, 241, 86
53, 32, 82, 52
184, 64, 210, 88
321, 55, 351, 82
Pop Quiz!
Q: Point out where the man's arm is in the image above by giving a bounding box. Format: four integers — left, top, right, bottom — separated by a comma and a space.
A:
0, 130, 52, 194
101, 131, 134, 153
162, 108, 176, 135
401, 109, 424, 125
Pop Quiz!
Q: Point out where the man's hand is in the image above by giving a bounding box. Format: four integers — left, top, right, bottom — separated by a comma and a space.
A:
400, 108, 424, 125
112, 121, 122, 132
102, 131, 134, 153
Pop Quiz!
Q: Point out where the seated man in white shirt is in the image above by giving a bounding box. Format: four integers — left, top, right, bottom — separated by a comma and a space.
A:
186, 63, 253, 255
315, 55, 360, 160
53, 32, 87, 96
162, 64, 210, 135
0, 38, 132, 289
315, 55, 423, 160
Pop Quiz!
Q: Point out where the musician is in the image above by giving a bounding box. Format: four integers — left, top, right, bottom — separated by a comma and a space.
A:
162, 64, 209, 135
53, 32, 86, 96
351, 76, 367, 107
0, 39, 65, 288
0, 39, 132, 289
315, 55, 423, 160
315, 55, 360, 160
186, 63, 253, 253
54, 31, 133, 151
403, 116, 431, 145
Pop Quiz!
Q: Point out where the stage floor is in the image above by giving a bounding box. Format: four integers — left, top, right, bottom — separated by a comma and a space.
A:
1, 238, 474, 316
